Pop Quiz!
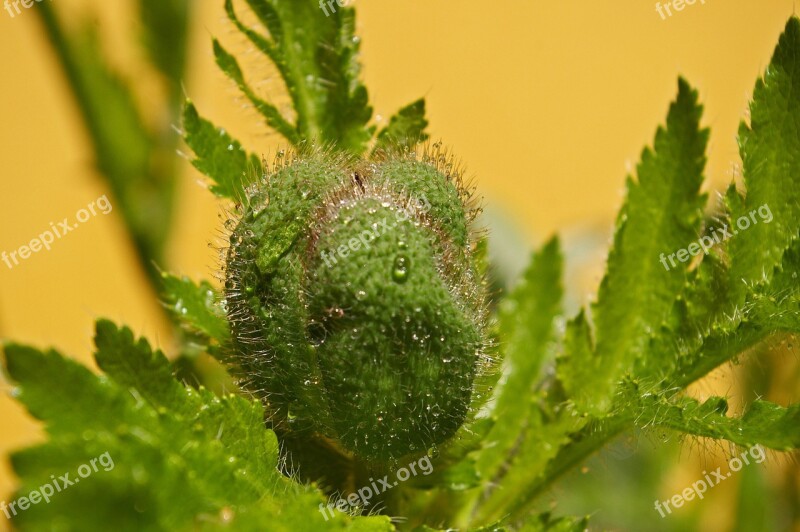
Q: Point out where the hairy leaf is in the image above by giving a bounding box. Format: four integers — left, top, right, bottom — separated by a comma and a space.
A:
2, 323, 393, 530
183, 101, 263, 200
161, 273, 230, 343
631, 392, 800, 450
375, 99, 430, 151
223, 0, 374, 153
561, 79, 708, 414
212, 38, 300, 144
728, 18, 800, 305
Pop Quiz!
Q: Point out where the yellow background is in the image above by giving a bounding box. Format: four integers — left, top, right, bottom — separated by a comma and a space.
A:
0, 0, 796, 528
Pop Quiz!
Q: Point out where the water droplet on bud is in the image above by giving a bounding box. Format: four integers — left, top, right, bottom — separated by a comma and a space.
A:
392, 255, 410, 283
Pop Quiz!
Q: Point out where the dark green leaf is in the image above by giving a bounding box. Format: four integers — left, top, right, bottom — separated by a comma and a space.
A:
375, 99, 430, 151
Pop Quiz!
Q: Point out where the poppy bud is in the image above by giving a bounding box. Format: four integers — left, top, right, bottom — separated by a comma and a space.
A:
225, 149, 489, 463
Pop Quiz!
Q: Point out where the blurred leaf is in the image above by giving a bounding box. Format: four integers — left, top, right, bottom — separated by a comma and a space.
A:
476, 238, 563, 483
35, 2, 186, 285
734, 455, 776, 532
138, 0, 191, 91
36, 6, 157, 252
516, 512, 590, 532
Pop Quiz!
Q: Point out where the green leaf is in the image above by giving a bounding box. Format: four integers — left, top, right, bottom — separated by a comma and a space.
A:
556, 310, 594, 408
375, 98, 430, 151
93, 320, 193, 415
4, 345, 124, 435
734, 464, 776, 532
212, 38, 300, 144
397, 241, 564, 528
160, 273, 230, 343
563, 78, 709, 414
728, 17, 800, 305
2, 324, 394, 530
516, 512, 590, 532
476, 238, 563, 481
653, 237, 800, 386
182, 101, 263, 200
224, 0, 374, 153
631, 392, 800, 450
137, 0, 191, 91
35, 4, 174, 280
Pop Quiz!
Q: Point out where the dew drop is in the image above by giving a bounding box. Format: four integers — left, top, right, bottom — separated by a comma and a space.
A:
392, 255, 410, 283
355, 290, 367, 301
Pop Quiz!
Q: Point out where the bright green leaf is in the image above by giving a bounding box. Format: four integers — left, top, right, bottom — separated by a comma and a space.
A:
183, 101, 263, 200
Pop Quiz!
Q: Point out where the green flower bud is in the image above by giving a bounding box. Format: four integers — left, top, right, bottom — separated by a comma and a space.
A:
224, 148, 489, 463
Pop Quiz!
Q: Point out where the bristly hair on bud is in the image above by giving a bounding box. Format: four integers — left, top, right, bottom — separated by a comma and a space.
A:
221, 143, 496, 466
